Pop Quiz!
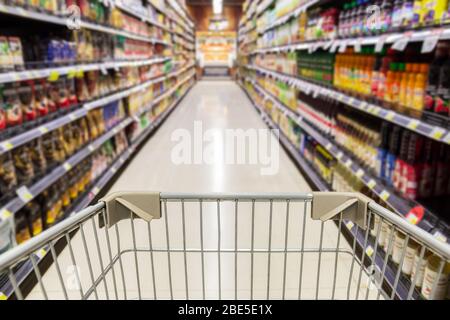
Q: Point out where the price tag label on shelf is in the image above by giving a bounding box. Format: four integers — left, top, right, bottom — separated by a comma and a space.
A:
35, 248, 47, 259
330, 41, 339, 53
368, 179, 377, 190
67, 69, 77, 79
48, 71, 60, 82
0, 292, 6, 300
433, 231, 447, 243
422, 29, 443, 54
385, 111, 396, 121
346, 221, 354, 230
38, 126, 49, 134
101, 65, 108, 75
16, 186, 33, 204
408, 119, 420, 130
338, 41, 347, 53
111, 167, 117, 174
0, 208, 12, 220
365, 246, 374, 257
326, 143, 333, 151
375, 35, 387, 53
88, 144, 96, 152
1, 141, 13, 152
354, 38, 362, 53
356, 169, 366, 179
345, 159, 353, 168
380, 190, 391, 202
323, 40, 333, 51
63, 162, 72, 172
75, 70, 84, 79
336, 152, 343, 160
92, 187, 101, 196
392, 32, 412, 51
430, 127, 445, 140
444, 133, 450, 145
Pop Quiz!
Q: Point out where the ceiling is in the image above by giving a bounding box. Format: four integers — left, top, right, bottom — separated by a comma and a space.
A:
186, 0, 245, 6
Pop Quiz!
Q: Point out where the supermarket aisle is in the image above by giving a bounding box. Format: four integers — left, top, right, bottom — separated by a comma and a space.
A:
109, 80, 309, 193
27, 81, 378, 300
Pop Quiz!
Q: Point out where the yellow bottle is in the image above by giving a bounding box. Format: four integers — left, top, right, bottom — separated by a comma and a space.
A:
413, 0, 425, 28
412, 64, 429, 112
423, 0, 448, 25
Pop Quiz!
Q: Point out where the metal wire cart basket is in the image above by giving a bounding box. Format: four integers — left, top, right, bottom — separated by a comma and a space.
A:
0, 192, 449, 300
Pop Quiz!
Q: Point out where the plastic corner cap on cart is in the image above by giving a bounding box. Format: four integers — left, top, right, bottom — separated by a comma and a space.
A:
311, 192, 371, 229
99, 192, 162, 228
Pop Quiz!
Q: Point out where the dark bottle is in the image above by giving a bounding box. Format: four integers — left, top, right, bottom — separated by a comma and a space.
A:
394, 130, 410, 192
418, 139, 437, 199
380, 0, 393, 33
385, 126, 402, 185
376, 121, 391, 179
435, 46, 450, 117
425, 43, 449, 114
403, 133, 424, 200
434, 144, 450, 196
391, 0, 405, 31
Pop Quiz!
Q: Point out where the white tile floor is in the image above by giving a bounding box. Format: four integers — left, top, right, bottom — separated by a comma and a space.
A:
26, 81, 381, 300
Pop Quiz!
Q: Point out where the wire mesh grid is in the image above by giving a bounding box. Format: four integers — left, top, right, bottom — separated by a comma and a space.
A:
1, 193, 449, 300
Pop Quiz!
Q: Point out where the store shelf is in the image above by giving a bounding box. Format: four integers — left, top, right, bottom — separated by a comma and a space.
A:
246, 65, 450, 146
254, 25, 450, 55
0, 63, 195, 154
0, 70, 196, 225
240, 80, 422, 301
0, 57, 170, 85
256, 0, 275, 16
114, 0, 172, 33
167, 0, 195, 29
0, 4, 171, 46
148, 0, 194, 38
258, 0, 319, 35
0, 81, 195, 300
243, 76, 449, 240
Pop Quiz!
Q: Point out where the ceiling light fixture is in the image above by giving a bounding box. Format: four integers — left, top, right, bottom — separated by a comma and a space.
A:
212, 0, 223, 15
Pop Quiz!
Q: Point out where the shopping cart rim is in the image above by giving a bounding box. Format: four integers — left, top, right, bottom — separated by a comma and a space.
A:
368, 201, 450, 261
159, 192, 315, 201
0, 203, 105, 271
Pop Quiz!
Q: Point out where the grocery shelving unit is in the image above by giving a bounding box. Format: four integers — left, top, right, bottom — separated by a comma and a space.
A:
238, 0, 450, 300
0, 0, 196, 299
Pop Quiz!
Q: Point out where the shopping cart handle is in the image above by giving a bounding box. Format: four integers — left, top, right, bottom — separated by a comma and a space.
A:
100, 192, 162, 228
311, 192, 371, 229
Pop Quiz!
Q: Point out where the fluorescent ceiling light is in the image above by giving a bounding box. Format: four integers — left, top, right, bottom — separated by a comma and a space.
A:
213, 0, 223, 15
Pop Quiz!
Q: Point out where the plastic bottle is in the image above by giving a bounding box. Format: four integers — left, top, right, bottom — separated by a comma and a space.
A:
376, 122, 391, 180
425, 43, 448, 115
434, 145, 450, 196
350, 1, 359, 36
419, 140, 438, 198
392, 0, 406, 30
356, 0, 366, 36
423, 0, 448, 26
399, 64, 411, 111
380, 0, 393, 33
394, 130, 410, 192
435, 45, 450, 117
412, 0, 425, 27
385, 126, 402, 185
403, 133, 424, 200
412, 64, 429, 114
402, 0, 416, 27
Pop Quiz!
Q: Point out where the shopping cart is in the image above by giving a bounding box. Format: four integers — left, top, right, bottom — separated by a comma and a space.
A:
0, 192, 449, 300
